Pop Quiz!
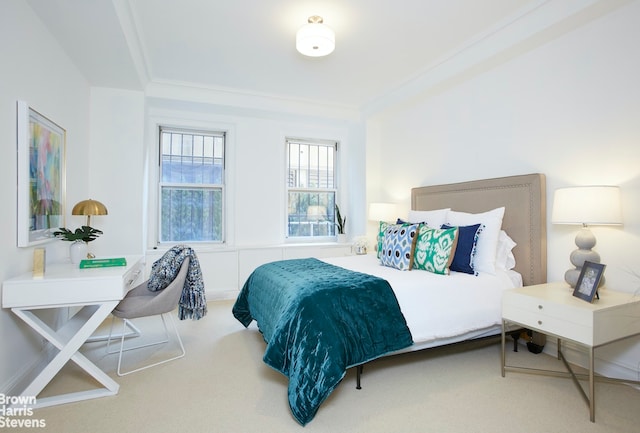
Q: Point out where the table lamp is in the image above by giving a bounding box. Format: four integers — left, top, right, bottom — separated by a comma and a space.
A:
72, 199, 108, 227
368, 203, 397, 223
369, 202, 398, 254
551, 186, 622, 287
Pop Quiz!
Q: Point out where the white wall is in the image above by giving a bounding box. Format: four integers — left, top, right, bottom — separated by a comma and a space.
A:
87, 87, 146, 257
138, 98, 366, 299
367, 1, 640, 379
0, 1, 91, 392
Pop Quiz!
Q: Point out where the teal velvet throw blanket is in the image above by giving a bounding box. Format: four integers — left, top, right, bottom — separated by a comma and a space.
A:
232, 258, 413, 425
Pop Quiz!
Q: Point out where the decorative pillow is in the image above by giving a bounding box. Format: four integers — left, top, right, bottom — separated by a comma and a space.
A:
380, 224, 419, 270
407, 208, 450, 227
413, 225, 458, 275
446, 207, 505, 275
441, 223, 482, 275
496, 230, 517, 271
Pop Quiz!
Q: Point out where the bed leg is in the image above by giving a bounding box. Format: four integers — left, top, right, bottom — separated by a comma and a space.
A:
356, 365, 363, 390
511, 330, 520, 352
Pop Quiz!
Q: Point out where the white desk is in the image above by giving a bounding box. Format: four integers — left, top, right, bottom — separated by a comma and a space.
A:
2, 256, 144, 408
501, 282, 640, 422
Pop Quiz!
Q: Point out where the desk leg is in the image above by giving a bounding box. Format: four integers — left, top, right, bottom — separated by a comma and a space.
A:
12, 302, 119, 408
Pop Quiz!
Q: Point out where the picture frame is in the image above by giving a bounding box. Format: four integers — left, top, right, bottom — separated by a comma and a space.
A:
17, 101, 66, 247
573, 261, 606, 303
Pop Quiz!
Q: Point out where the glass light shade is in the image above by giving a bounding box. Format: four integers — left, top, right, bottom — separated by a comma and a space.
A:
551, 186, 622, 226
296, 18, 335, 57
368, 203, 397, 222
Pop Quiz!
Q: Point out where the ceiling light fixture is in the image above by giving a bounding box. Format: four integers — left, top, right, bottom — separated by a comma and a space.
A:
296, 15, 335, 57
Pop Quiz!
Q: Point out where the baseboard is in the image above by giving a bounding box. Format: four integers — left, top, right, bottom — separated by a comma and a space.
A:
1, 344, 57, 397
206, 289, 238, 301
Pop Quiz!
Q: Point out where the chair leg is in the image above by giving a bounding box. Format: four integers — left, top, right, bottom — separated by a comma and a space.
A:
91, 318, 141, 343
107, 317, 169, 355
106, 317, 144, 354
112, 313, 186, 376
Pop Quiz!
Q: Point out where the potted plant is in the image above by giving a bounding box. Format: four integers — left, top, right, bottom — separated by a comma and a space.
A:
53, 226, 103, 264
335, 205, 346, 242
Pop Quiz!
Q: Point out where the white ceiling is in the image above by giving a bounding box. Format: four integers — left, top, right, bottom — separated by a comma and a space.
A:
24, 0, 622, 113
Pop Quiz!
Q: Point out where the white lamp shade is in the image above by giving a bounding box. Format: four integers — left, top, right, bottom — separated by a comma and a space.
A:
296, 18, 335, 57
551, 186, 622, 226
368, 203, 397, 222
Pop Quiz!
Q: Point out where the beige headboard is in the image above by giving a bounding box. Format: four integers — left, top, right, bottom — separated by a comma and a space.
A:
411, 173, 547, 286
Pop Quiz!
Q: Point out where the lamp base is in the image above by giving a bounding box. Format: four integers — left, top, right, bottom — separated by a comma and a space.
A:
565, 267, 606, 288
564, 227, 600, 288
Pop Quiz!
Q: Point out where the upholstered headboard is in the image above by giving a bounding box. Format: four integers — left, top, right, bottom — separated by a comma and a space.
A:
411, 173, 547, 286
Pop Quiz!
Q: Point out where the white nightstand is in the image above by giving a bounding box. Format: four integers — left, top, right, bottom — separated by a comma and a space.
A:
501, 282, 640, 422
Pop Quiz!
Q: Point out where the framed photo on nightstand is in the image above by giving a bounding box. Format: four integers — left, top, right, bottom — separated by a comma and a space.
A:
573, 261, 606, 303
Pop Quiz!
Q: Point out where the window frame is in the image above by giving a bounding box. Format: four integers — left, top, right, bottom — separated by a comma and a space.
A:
285, 137, 339, 243
157, 126, 226, 245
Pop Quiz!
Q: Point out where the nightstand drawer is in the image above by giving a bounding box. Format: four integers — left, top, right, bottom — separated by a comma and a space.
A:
503, 305, 592, 344
503, 292, 593, 327
503, 283, 640, 346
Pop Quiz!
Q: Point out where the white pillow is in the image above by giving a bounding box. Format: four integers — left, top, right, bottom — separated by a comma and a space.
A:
446, 207, 505, 275
406, 208, 450, 228
496, 230, 517, 271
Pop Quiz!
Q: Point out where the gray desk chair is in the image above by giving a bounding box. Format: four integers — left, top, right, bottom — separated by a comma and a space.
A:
107, 257, 189, 376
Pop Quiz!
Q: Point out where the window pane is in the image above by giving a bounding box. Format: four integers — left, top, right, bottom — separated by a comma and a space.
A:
286, 139, 337, 239
287, 191, 336, 237
161, 130, 224, 184
160, 187, 222, 242
159, 127, 225, 244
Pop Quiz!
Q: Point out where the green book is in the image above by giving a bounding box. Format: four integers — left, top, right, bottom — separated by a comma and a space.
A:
79, 257, 127, 269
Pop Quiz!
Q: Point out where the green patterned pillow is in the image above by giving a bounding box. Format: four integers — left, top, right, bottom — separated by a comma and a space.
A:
413, 225, 459, 274
376, 221, 390, 259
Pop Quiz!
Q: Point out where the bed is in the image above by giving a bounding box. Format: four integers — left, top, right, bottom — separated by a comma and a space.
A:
233, 173, 547, 425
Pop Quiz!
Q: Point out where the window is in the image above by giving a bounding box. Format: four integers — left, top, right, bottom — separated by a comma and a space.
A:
286, 138, 337, 240
159, 127, 225, 243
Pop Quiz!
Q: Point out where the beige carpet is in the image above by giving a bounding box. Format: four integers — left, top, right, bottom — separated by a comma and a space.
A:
16, 300, 640, 433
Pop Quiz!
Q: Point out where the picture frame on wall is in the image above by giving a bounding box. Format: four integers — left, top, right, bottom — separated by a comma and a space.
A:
573, 261, 606, 303
17, 100, 66, 247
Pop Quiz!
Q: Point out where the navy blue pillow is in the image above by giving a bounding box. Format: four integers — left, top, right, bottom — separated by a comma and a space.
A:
441, 223, 482, 275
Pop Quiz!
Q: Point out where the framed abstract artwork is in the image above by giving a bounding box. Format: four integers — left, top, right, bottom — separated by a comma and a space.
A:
17, 101, 66, 247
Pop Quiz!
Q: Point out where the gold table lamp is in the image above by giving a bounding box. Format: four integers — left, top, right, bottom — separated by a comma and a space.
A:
72, 199, 108, 227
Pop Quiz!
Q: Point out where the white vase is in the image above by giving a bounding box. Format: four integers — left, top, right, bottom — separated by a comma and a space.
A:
69, 241, 88, 264
337, 234, 347, 243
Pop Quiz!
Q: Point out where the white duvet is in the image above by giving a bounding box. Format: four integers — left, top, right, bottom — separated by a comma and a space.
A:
322, 254, 521, 347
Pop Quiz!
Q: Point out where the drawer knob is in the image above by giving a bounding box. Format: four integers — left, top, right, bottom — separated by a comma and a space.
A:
538, 305, 543, 310
538, 320, 542, 325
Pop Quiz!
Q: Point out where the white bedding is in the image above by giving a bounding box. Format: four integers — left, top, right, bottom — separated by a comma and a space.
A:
321, 254, 521, 347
